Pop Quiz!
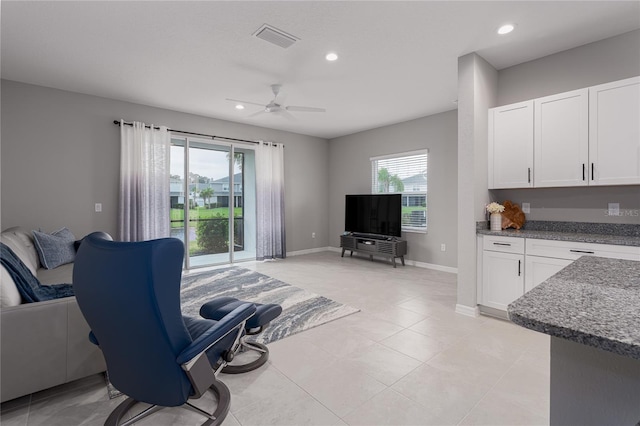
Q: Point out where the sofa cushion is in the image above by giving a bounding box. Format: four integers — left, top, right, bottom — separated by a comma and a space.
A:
38, 263, 74, 286
1, 266, 22, 307
1, 227, 40, 275
32, 228, 76, 270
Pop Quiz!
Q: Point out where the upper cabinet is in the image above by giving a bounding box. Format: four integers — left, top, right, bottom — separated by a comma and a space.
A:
589, 77, 640, 186
488, 76, 640, 189
488, 101, 534, 189
534, 89, 589, 187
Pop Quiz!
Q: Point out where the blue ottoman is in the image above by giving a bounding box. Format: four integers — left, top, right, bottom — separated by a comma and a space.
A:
200, 296, 282, 374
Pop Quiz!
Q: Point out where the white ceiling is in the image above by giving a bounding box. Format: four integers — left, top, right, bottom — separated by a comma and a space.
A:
2, 1, 639, 139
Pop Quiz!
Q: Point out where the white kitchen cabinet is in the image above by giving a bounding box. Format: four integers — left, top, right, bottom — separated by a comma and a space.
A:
481, 236, 524, 311
488, 101, 534, 189
525, 238, 640, 261
524, 256, 572, 292
478, 235, 640, 313
589, 76, 640, 185
534, 88, 589, 188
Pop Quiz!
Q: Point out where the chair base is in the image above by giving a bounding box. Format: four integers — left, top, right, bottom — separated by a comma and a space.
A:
105, 378, 231, 426
222, 341, 269, 374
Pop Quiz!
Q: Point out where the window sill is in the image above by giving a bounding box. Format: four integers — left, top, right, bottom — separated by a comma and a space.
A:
402, 228, 427, 235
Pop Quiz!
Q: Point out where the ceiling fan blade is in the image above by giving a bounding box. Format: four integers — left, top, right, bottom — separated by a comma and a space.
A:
286, 106, 326, 113
225, 98, 265, 108
247, 109, 267, 118
276, 109, 296, 121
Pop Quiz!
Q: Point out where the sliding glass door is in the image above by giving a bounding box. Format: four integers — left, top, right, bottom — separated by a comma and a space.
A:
170, 137, 256, 269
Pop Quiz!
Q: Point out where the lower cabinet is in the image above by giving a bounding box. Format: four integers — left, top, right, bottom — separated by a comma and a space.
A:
524, 256, 572, 292
482, 250, 524, 311
479, 235, 640, 313
480, 235, 525, 311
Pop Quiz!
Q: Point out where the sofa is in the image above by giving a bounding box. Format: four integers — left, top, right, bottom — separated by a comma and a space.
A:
0, 227, 106, 402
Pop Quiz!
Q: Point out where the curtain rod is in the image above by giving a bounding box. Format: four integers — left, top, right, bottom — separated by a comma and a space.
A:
113, 120, 262, 145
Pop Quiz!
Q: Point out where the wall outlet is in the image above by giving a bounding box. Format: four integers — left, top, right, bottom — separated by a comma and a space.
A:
95, 203, 102, 212
312, 232, 316, 239
440, 243, 446, 251
522, 202, 530, 214
608, 203, 620, 216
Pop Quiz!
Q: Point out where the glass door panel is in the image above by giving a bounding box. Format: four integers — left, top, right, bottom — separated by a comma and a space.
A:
188, 141, 231, 267
170, 137, 256, 269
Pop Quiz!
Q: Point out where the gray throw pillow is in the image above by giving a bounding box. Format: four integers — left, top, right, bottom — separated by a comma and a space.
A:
32, 228, 77, 270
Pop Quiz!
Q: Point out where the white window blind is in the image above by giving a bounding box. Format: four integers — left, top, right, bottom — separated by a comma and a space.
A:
371, 150, 428, 231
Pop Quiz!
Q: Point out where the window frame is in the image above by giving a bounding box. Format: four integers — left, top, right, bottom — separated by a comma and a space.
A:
370, 149, 428, 234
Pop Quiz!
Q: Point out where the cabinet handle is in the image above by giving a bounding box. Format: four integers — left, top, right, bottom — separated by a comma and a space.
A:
570, 249, 595, 254
493, 242, 511, 246
528, 168, 531, 183
591, 163, 594, 181
582, 164, 586, 181
518, 260, 521, 276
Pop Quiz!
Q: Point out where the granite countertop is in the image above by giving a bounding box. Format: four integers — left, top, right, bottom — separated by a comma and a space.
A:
508, 256, 640, 360
476, 228, 640, 247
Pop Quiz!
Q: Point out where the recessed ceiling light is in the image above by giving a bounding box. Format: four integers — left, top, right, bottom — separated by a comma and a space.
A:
497, 24, 515, 35
235, 104, 245, 110
325, 52, 338, 61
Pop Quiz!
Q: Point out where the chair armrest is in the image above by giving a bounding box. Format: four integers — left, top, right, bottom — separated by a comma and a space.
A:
176, 302, 256, 365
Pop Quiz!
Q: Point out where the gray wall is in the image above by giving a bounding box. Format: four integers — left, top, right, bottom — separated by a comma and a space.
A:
456, 53, 497, 309
492, 29, 640, 224
328, 110, 458, 268
1, 80, 330, 252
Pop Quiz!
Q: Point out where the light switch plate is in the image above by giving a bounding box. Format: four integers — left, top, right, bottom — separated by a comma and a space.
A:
95, 203, 102, 212
522, 203, 530, 214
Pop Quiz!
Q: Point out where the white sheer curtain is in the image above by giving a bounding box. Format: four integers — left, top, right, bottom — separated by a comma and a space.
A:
119, 120, 171, 241
255, 141, 286, 260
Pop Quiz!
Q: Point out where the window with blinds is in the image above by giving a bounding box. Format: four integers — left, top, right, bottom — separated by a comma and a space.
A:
371, 150, 428, 232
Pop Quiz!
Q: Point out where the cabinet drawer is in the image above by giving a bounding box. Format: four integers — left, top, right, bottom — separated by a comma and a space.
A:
483, 235, 525, 254
525, 238, 640, 261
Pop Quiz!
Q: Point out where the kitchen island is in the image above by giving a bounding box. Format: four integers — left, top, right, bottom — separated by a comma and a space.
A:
508, 256, 640, 425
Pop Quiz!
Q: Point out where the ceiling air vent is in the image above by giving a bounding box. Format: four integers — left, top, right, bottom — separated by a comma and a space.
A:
253, 24, 299, 49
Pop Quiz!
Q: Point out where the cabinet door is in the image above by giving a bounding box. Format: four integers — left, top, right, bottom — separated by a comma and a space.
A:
524, 256, 573, 293
488, 101, 534, 189
534, 89, 589, 187
589, 76, 640, 185
482, 251, 524, 311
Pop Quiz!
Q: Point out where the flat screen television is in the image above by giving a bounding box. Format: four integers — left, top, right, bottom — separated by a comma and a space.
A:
345, 194, 402, 237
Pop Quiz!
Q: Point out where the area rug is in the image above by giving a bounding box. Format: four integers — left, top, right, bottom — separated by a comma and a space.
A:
107, 266, 359, 398
180, 266, 360, 345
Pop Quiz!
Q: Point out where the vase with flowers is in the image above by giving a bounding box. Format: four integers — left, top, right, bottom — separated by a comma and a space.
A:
486, 202, 505, 231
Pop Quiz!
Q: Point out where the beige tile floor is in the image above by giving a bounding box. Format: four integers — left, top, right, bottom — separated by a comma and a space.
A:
0, 251, 550, 425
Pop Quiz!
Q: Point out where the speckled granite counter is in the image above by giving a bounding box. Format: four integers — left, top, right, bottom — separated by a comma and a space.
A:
476, 228, 640, 247
508, 256, 640, 360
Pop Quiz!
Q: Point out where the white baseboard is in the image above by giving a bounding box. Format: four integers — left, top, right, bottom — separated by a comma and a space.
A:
405, 260, 458, 274
455, 304, 480, 317
287, 247, 332, 257
289, 246, 459, 274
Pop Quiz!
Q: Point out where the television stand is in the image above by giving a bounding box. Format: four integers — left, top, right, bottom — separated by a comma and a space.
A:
340, 234, 407, 268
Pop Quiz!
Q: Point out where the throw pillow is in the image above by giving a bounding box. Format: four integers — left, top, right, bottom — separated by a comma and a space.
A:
32, 228, 77, 270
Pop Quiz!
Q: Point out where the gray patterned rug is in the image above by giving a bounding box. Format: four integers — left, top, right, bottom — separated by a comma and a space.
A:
180, 266, 360, 345
107, 266, 359, 398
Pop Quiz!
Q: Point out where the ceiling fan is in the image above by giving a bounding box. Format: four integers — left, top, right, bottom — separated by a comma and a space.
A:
226, 84, 326, 118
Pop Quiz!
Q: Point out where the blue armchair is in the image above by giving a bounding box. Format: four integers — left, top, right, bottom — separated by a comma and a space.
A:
73, 233, 255, 426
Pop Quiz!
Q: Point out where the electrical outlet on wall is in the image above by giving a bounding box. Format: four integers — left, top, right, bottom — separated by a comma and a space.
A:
440, 243, 446, 251
312, 232, 316, 239
608, 203, 620, 216
95, 203, 102, 212
522, 202, 530, 214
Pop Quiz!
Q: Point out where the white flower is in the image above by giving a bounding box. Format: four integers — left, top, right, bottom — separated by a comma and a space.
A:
486, 202, 505, 214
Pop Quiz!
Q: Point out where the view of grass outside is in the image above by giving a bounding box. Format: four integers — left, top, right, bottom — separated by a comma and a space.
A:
170, 207, 243, 227
171, 207, 244, 257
